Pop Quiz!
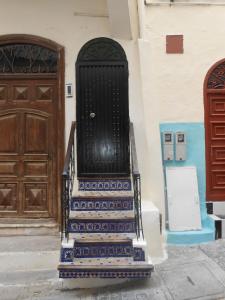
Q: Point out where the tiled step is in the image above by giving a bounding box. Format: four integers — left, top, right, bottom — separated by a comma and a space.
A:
69, 196, 134, 219
58, 263, 153, 279
61, 240, 133, 263
60, 239, 147, 265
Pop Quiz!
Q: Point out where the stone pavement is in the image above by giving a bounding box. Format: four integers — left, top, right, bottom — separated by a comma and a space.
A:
2, 237, 225, 300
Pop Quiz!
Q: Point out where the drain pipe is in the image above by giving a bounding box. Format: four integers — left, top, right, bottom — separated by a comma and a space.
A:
137, 0, 146, 39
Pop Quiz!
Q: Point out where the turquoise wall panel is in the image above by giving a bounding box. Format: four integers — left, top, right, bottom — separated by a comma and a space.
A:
160, 123, 215, 244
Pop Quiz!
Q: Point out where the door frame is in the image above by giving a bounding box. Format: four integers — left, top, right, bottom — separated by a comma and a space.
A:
204, 58, 225, 201
0, 34, 65, 221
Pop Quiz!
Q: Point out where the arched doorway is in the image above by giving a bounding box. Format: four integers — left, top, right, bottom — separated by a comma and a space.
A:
0, 35, 65, 220
76, 37, 130, 177
204, 59, 225, 201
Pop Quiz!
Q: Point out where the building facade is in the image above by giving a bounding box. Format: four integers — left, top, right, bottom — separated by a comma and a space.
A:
1, 0, 225, 268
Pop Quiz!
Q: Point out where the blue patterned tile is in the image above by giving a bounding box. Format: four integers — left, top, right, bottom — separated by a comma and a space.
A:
133, 248, 146, 262
70, 197, 133, 211
74, 241, 133, 258
60, 248, 74, 263
78, 179, 131, 191
68, 219, 136, 233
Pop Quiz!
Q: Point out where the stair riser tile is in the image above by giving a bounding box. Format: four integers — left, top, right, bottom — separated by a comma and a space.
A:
59, 269, 152, 279
61, 247, 147, 263
70, 197, 133, 211
68, 220, 136, 234
74, 242, 133, 258
78, 180, 132, 191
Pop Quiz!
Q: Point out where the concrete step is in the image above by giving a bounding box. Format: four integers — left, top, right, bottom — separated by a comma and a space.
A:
0, 218, 59, 236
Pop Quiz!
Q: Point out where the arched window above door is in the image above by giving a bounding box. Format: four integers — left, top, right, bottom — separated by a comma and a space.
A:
207, 59, 225, 89
0, 43, 58, 73
77, 37, 127, 62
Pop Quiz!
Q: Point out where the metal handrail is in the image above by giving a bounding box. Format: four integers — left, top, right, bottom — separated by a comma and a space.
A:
130, 122, 144, 240
61, 121, 76, 240
61, 121, 143, 240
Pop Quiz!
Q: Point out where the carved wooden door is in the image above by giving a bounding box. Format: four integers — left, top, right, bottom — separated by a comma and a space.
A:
205, 60, 225, 201
0, 42, 61, 217
76, 38, 130, 177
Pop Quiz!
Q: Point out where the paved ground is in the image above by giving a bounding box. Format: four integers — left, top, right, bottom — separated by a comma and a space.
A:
2, 237, 225, 300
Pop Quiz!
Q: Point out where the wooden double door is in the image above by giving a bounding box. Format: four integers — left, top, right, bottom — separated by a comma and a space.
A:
0, 78, 57, 217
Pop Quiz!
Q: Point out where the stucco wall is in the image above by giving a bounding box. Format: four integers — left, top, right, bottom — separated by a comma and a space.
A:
144, 4, 225, 122
136, 2, 225, 216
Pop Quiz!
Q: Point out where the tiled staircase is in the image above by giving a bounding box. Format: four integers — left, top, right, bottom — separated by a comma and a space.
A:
58, 178, 154, 280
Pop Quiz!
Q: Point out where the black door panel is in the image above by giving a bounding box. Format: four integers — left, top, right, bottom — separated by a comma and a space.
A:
76, 39, 130, 177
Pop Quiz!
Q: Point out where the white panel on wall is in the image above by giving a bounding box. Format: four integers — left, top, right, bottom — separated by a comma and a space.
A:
166, 166, 202, 231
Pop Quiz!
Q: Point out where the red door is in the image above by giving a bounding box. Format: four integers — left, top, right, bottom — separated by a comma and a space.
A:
205, 59, 225, 201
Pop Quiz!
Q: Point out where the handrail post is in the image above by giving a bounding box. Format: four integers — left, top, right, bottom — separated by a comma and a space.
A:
130, 122, 144, 240
61, 122, 76, 241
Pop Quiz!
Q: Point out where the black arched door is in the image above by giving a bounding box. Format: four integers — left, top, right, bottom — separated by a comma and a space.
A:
76, 38, 130, 177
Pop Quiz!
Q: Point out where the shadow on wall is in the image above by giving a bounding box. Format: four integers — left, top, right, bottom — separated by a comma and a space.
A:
160, 123, 215, 245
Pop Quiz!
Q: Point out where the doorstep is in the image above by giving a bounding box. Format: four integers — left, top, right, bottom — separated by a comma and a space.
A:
0, 218, 59, 236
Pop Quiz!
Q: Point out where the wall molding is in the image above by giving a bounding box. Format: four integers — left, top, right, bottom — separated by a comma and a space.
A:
145, 0, 225, 6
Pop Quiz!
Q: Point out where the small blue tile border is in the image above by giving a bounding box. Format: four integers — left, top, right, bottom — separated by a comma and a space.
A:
78, 179, 132, 191
70, 197, 134, 211
74, 242, 133, 258
68, 219, 136, 233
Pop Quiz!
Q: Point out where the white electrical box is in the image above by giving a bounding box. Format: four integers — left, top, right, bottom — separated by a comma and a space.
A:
176, 131, 186, 161
66, 83, 73, 98
166, 166, 202, 231
162, 132, 174, 161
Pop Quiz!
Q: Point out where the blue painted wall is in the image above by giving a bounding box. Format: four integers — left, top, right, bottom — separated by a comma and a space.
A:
160, 123, 215, 244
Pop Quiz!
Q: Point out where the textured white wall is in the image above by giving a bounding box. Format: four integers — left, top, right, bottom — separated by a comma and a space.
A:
0, 0, 155, 199
0, 0, 110, 143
